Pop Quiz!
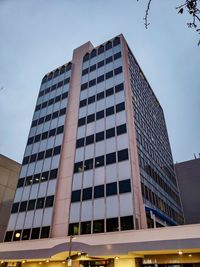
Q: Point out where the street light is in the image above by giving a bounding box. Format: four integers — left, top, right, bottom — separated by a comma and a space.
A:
67, 235, 76, 267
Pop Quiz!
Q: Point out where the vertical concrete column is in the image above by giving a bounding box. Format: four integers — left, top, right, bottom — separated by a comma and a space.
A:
51, 41, 94, 238
120, 34, 147, 229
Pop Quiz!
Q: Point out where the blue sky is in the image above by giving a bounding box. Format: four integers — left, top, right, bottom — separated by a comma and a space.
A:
0, 0, 199, 163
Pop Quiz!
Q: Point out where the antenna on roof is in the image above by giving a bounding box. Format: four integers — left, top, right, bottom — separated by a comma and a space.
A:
194, 153, 197, 159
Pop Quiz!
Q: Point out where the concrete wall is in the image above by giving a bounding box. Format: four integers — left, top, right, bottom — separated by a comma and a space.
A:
0, 154, 20, 241
175, 158, 200, 224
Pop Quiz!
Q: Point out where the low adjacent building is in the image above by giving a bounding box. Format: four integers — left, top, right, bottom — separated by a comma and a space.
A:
175, 158, 200, 224
0, 154, 20, 241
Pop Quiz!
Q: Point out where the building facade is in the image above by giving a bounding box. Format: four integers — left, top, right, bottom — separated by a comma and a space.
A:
175, 158, 200, 224
4, 34, 184, 243
0, 154, 20, 241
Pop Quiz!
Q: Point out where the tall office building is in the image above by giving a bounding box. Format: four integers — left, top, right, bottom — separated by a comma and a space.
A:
4, 34, 184, 242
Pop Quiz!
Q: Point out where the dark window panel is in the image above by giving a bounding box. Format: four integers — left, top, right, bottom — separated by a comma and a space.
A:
31, 120, 37, 127
45, 148, 53, 158
28, 199, 36, 211
94, 185, 104, 198
76, 138, 85, 148
68, 223, 79, 236
62, 92, 68, 99
98, 45, 104, 55
4, 231, 13, 242
106, 128, 115, 139
89, 64, 96, 72
38, 117, 45, 124
96, 131, 104, 142
17, 178, 25, 188
93, 220, 104, 233
118, 149, 129, 162
55, 95, 61, 103
97, 60, 104, 68
106, 182, 117, 196
97, 91, 105, 100
105, 56, 113, 64
64, 77, 70, 84
31, 228, 40, 240
80, 99, 87, 107
30, 154, 37, 163
87, 114, 95, 123
59, 108, 66, 116
106, 152, 116, 165
41, 101, 48, 108
81, 82, 88, 91
34, 134, 41, 143
37, 151, 45, 161
41, 226, 50, 239
57, 125, 64, 134
25, 176, 33, 186
119, 179, 131, 194
95, 156, 104, 168
35, 104, 41, 111
105, 41, 112, 50
114, 52, 121, 60
33, 174, 40, 184
116, 102, 125, 112
114, 66, 123, 75
74, 162, 83, 173
36, 198, 45, 209
86, 135, 94, 145
48, 98, 54, 106
52, 111, 59, 119
22, 157, 29, 165
97, 75, 104, 83
117, 124, 127, 135
49, 128, 56, 138
96, 110, 104, 120
51, 84, 57, 91
45, 196, 54, 207
106, 218, 118, 232
22, 229, 31, 240
90, 49, 97, 58
106, 87, 114, 97
45, 114, 52, 122
13, 230, 22, 241
41, 171, 49, 181
81, 221, 91, 234
78, 117, 86, 127
84, 159, 94, 170
89, 79, 96, 87
27, 137, 34, 145
88, 95, 95, 104
53, 146, 61, 155
113, 37, 120, 46
11, 203, 19, 213
120, 216, 134, 231
82, 68, 89, 76
49, 169, 57, 179
71, 190, 81, 202
82, 187, 92, 201
106, 106, 114, 116
106, 70, 113, 79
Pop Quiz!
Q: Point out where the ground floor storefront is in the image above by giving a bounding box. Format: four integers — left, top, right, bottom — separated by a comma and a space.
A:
0, 224, 200, 267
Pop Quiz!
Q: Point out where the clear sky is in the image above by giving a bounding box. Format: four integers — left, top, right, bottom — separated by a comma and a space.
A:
0, 0, 199, 164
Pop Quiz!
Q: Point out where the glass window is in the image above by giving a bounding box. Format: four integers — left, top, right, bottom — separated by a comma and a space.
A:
94, 185, 104, 198
22, 229, 31, 240
106, 182, 117, 196
28, 199, 36, 210
119, 179, 131, 194
41, 226, 50, 238
118, 149, 129, 162
120, 216, 134, 230
31, 228, 40, 239
71, 190, 81, 202
81, 221, 91, 234
49, 169, 57, 180
96, 131, 104, 142
106, 106, 114, 116
36, 197, 45, 209
93, 220, 104, 233
45, 196, 54, 207
86, 134, 94, 145
106, 128, 115, 139
13, 230, 22, 241
68, 223, 79, 236
95, 156, 104, 168
106, 217, 118, 232
116, 102, 125, 113
117, 124, 127, 135
11, 203, 19, 213
84, 159, 93, 171
96, 110, 104, 120
82, 188, 92, 201
106, 152, 116, 165
4, 231, 13, 242
19, 201, 27, 212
